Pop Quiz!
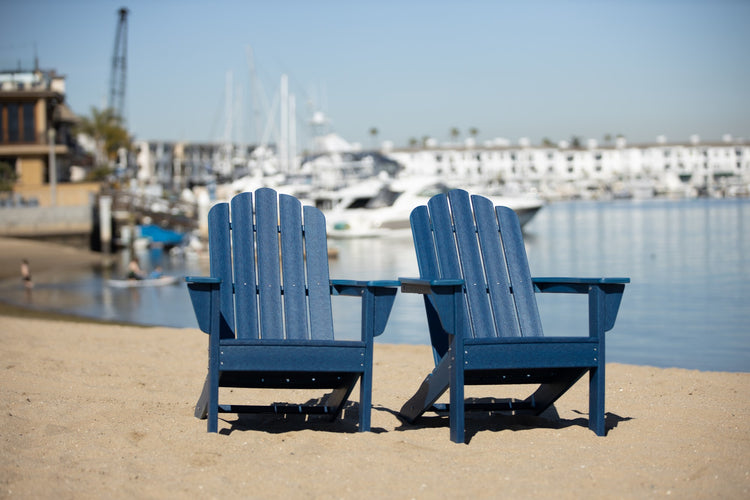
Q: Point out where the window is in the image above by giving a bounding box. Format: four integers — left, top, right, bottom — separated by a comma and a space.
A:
1, 102, 36, 143
7, 104, 19, 142
22, 103, 35, 142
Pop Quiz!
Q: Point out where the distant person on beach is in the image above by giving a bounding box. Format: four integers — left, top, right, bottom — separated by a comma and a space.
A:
127, 257, 145, 280
20, 259, 32, 289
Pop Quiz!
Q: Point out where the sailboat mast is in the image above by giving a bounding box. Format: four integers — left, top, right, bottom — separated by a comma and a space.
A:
280, 74, 289, 173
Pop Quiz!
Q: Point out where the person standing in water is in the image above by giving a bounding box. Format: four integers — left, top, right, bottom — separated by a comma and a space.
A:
127, 257, 145, 280
20, 259, 32, 289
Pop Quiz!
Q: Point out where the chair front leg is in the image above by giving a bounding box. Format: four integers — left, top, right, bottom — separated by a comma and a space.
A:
588, 285, 607, 436
449, 339, 466, 444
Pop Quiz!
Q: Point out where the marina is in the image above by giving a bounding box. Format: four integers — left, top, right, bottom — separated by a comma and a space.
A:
1, 197, 747, 373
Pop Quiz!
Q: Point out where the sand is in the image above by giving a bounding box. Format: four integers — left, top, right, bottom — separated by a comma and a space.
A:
1, 238, 749, 498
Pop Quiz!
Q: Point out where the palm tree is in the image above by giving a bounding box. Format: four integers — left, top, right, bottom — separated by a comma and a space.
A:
369, 127, 379, 150
408, 137, 418, 148
450, 127, 460, 143
469, 127, 479, 139
76, 107, 131, 168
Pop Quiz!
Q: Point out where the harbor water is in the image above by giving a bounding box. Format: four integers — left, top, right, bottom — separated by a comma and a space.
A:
0, 198, 748, 372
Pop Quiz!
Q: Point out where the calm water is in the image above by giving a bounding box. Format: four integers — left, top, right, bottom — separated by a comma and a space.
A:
1, 198, 748, 372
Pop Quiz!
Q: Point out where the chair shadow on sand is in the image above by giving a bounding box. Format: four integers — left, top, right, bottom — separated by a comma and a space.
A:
218, 397, 632, 442
218, 397, 388, 436
380, 399, 633, 444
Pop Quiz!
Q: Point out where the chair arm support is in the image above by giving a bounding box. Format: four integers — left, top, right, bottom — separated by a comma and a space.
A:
185, 276, 221, 334
533, 277, 629, 334
331, 279, 400, 338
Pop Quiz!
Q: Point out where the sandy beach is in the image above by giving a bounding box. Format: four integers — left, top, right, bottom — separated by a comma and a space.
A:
1, 237, 749, 498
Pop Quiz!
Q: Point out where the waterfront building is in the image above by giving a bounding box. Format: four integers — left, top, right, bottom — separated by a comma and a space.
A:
0, 65, 98, 207
386, 137, 750, 199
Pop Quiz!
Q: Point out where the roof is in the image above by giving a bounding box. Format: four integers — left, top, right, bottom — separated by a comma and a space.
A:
53, 102, 79, 123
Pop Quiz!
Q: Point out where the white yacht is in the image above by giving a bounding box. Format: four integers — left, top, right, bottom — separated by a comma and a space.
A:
324, 176, 543, 238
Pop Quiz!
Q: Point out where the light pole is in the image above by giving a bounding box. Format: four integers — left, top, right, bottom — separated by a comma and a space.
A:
48, 128, 57, 206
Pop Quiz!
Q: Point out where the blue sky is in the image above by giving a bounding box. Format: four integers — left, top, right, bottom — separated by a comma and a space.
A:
1, 0, 748, 149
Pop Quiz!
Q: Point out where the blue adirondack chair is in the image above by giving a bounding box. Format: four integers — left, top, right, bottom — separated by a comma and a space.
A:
399, 189, 629, 443
186, 188, 399, 433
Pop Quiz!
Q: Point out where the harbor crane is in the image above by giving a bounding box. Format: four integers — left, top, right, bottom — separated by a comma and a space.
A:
108, 7, 128, 120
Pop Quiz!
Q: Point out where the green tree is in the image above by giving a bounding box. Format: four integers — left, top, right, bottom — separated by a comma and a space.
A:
76, 107, 131, 167
369, 127, 379, 149
0, 160, 17, 192
408, 137, 418, 148
469, 127, 479, 139
541, 137, 555, 147
450, 127, 460, 142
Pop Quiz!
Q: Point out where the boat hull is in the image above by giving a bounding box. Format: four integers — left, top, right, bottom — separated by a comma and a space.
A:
106, 275, 180, 288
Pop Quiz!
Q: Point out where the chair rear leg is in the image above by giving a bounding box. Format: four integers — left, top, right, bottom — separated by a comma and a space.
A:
399, 355, 451, 423
525, 369, 586, 416
321, 374, 359, 423
194, 374, 210, 419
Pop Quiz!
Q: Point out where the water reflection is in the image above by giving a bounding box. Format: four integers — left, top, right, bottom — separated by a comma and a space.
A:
526, 199, 749, 372
0, 198, 747, 372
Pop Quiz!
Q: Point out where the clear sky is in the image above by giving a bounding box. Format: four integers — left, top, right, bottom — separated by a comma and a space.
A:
1, 0, 748, 150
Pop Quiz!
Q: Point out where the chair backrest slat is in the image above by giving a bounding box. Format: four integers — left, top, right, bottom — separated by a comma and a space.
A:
230, 192, 260, 339
255, 188, 284, 339
449, 190, 496, 339
280, 194, 309, 339
496, 206, 543, 337
410, 205, 439, 280
303, 205, 335, 340
471, 194, 521, 337
426, 194, 461, 280
208, 202, 235, 339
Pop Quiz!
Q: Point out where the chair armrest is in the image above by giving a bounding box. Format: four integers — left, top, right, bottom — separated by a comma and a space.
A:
185, 276, 221, 334
398, 277, 464, 294
532, 277, 629, 294
330, 279, 400, 296
185, 276, 221, 285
